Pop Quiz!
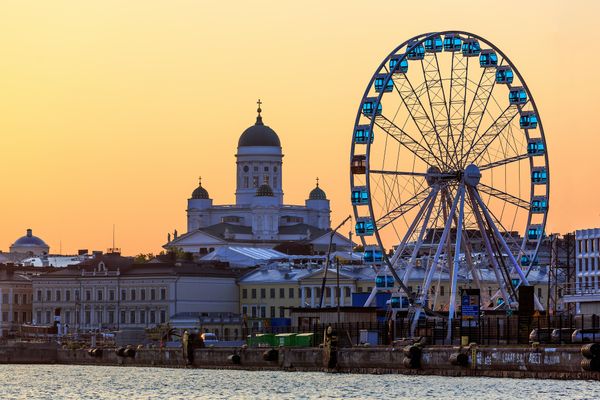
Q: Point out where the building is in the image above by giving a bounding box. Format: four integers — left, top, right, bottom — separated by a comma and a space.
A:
164, 102, 352, 255
563, 228, 600, 314
31, 254, 243, 331
9, 229, 49, 256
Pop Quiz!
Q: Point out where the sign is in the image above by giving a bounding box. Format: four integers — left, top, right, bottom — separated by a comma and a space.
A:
460, 289, 480, 327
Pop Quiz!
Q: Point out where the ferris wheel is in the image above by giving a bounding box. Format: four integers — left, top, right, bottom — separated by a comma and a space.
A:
350, 31, 549, 330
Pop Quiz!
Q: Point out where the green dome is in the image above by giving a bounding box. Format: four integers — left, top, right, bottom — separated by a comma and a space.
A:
191, 179, 209, 199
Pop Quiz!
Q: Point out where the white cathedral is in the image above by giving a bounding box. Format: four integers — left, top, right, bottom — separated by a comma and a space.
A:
164, 102, 352, 255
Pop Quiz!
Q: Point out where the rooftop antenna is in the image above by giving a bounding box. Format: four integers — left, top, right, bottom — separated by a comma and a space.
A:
108, 224, 120, 254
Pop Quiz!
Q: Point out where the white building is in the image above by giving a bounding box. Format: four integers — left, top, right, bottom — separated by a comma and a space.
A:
165, 102, 351, 255
563, 228, 600, 314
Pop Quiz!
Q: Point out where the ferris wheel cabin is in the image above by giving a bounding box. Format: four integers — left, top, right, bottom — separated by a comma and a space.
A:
424, 36, 443, 53
351, 155, 367, 174
527, 138, 545, 155
364, 246, 384, 264
520, 111, 538, 129
496, 66, 514, 84
390, 293, 410, 311
527, 224, 544, 241
406, 40, 425, 60
362, 98, 382, 116
462, 38, 481, 57
375, 271, 394, 288
521, 253, 539, 267
531, 167, 548, 184
531, 196, 548, 213
479, 49, 498, 68
355, 217, 375, 236
389, 56, 409, 73
509, 87, 528, 105
443, 34, 462, 52
353, 125, 373, 144
374, 74, 394, 93
351, 186, 369, 205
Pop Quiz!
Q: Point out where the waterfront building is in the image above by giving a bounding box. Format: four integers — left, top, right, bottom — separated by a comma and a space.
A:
31, 254, 242, 331
563, 228, 600, 314
164, 102, 352, 255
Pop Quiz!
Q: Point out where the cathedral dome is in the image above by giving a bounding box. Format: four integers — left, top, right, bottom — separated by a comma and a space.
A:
238, 101, 281, 147
191, 178, 209, 199
256, 184, 274, 197
309, 179, 327, 200
10, 229, 49, 255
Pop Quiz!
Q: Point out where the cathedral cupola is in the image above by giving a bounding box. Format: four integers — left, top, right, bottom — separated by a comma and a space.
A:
191, 177, 210, 199
237, 100, 281, 148
308, 177, 327, 200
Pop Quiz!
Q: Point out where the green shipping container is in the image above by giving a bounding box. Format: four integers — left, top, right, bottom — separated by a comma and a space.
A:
295, 333, 314, 347
255, 333, 277, 347
275, 333, 297, 347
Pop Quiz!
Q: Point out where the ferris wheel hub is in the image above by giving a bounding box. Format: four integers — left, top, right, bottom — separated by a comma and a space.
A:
463, 164, 481, 187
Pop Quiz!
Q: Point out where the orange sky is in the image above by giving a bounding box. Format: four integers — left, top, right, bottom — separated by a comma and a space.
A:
0, 1, 597, 255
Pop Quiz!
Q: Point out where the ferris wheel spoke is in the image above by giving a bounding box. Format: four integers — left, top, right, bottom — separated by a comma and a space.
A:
370, 114, 443, 167
479, 153, 529, 171
458, 64, 498, 165
420, 53, 453, 168
462, 103, 523, 166
391, 72, 452, 170
477, 182, 530, 210
448, 52, 469, 156
376, 187, 432, 230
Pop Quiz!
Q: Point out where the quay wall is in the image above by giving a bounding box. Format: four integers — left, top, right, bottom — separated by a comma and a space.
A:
0, 344, 598, 379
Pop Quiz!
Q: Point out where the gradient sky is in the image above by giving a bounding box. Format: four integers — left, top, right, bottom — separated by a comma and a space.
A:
0, 1, 596, 254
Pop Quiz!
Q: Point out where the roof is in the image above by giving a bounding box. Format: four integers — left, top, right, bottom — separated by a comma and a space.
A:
238, 113, 281, 147
11, 229, 48, 248
201, 246, 289, 267
191, 180, 209, 199
309, 184, 327, 200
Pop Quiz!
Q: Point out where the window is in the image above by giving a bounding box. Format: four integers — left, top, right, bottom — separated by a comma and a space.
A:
251, 306, 257, 318
121, 290, 127, 301
75, 290, 80, 301
289, 288, 294, 298
22, 312, 27, 323
55, 291, 60, 302
160, 310, 166, 323
109, 290, 115, 301
243, 165, 249, 173
22, 294, 27, 305
46, 290, 51, 301
97, 290, 103, 301
260, 306, 266, 318
440, 286, 445, 296
37, 290, 42, 302
252, 176, 259, 188
85, 291, 91, 301
344, 287, 351, 297
260, 288, 266, 299
65, 290, 71, 302
64, 311, 70, 324
242, 305, 248, 315
36, 311, 41, 324
120, 311, 126, 324
3, 312, 8, 322
273, 176, 278, 189
14, 294, 19, 305
358, 287, 363, 293
251, 289, 257, 299
140, 311, 146, 324
150, 311, 156, 324
108, 311, 115, 324
270, 306, 276, 318
242, 289, 248, 299
130, 311, 136, 324
279, 307, 285, 318
141, 289, 146, 301
538, 287, 543, 299
160, 288, 166, 300
264, 166, 269, 172
131, 290, 136, 301
263, 175, 269, 185
243, 176, 249, 188
254, 166, 259, 172
150, 289, 156, 300
279, 288, 285, 298
298, 288, 302, 298
325, 287, 331, 297
84, 311, 90, 325
14, 312, 18, 323
270, 288, 275, 299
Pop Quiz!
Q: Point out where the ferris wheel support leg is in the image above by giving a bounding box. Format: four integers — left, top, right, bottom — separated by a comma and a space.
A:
402, 189, 439, 286
411, 187, 461, 336
364, 286, 378, 307
447, 186, 465, 342
471, 188, 544, 311
468, 187, 513, 309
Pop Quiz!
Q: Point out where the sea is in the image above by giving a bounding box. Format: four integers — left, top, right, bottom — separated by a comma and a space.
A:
0, 365, 597, 399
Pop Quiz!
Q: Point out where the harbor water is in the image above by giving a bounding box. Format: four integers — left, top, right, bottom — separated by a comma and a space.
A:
1, 365, 598, 399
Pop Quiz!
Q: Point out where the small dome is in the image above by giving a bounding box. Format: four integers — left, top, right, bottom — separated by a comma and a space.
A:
309, 179, 327, 200
13, 229, 47, 247
191, 178, 209, 199
238, 101, 281, 147
256, 184, 274, 197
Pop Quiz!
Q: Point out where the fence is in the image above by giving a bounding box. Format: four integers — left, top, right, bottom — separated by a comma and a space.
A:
243, 314, 600, 346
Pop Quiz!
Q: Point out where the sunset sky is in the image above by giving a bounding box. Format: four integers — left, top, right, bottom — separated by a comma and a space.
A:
0, 1, 597, 255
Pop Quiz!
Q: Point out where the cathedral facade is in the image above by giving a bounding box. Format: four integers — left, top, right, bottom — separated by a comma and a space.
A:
165, 103, 349, 255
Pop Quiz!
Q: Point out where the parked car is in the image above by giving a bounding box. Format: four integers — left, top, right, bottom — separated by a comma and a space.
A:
529, 328, 553, 343
201, 332, 219, 346
550, 328, 576, 344
571, 329, 600, 343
